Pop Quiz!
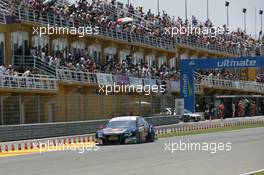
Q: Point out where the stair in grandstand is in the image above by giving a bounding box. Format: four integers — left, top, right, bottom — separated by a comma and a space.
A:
13, 56, 56, 76
13, 55, 34, 71
33, 57, 57, 76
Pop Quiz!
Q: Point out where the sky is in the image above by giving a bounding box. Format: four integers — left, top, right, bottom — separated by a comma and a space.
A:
69, 0, 264, 38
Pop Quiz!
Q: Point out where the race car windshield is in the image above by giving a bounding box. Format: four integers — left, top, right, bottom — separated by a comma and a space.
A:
106, 120, 136, 128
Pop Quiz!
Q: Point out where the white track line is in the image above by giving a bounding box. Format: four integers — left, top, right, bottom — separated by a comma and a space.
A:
240, 169, 264, 175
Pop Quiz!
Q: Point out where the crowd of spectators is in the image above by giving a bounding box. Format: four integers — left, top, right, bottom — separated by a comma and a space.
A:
102, 54, 180, 80
203, 98, 258, 119
6, 0, 263, 57
0, 64, 36, 77
0, 64, 18, 77
29, 45, 180, 80
236, 99, 258, 117
199, 69, 264, 83
199, 70, 240, 81
31, 44, 264, 83
256, 75, 264, 83
3, 0, 264, 82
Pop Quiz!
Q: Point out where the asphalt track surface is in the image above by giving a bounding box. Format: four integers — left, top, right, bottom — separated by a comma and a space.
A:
0, 127, 263, 175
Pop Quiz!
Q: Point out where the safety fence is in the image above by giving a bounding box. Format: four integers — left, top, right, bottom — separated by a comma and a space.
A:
0, 95, 176, 125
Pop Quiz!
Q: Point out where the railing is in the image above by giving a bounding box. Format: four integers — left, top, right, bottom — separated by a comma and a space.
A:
3, 63, 264, 94
98, 28, 176, 51
12, 54, 263, 94
13, 7, 176, 51
201, 75, 264, 93
0, 73, 57, 91
195, 84, 204, 94
29, 7, 173, 51
55, 69, 204, 94
0, 11, 4, 24
13, 55, 34, 68
259, 47, 264, 56
33, 57, 57, 76
13, 55, 57, 76
102, 1, 245, 55
56, 68, 97, 84
0, 0, 12, 16
102, 1, 163, 36
56, 68, 264, 94
176, 36, 240, 56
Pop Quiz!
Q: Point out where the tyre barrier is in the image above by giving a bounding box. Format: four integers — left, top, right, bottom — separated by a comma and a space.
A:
156, 118, 264, 135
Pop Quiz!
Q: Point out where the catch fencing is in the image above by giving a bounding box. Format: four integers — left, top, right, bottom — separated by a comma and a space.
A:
0, 95, 176, 126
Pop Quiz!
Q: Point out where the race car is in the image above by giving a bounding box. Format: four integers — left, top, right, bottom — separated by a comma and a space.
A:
95, 116, 156, 145
181, 109, 202, 122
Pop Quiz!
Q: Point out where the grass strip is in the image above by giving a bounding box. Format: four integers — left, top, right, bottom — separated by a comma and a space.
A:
158, 123, 264, 138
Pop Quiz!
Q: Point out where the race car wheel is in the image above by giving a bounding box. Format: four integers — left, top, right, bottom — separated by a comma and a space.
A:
195, 118, 200, 122
147, 132, 155, 142
147, 128, 155, 142
102, 139, 107, 145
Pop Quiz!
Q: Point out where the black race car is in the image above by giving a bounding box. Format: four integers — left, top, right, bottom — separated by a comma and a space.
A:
95, 116, 156, 145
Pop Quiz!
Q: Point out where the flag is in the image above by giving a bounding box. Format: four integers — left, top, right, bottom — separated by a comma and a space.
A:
117, 17, 133, 24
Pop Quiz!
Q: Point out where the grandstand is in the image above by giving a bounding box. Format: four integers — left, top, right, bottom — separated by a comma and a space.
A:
0, 0, 263, 125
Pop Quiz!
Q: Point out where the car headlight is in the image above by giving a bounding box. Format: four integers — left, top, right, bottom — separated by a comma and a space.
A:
97, 132, 103, 138
124, 131, 133, 137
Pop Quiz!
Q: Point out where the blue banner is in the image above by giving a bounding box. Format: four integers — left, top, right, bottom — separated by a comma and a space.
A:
180, 61, 195, 112
180, 56, 264, 112
193, 56, 264, 69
